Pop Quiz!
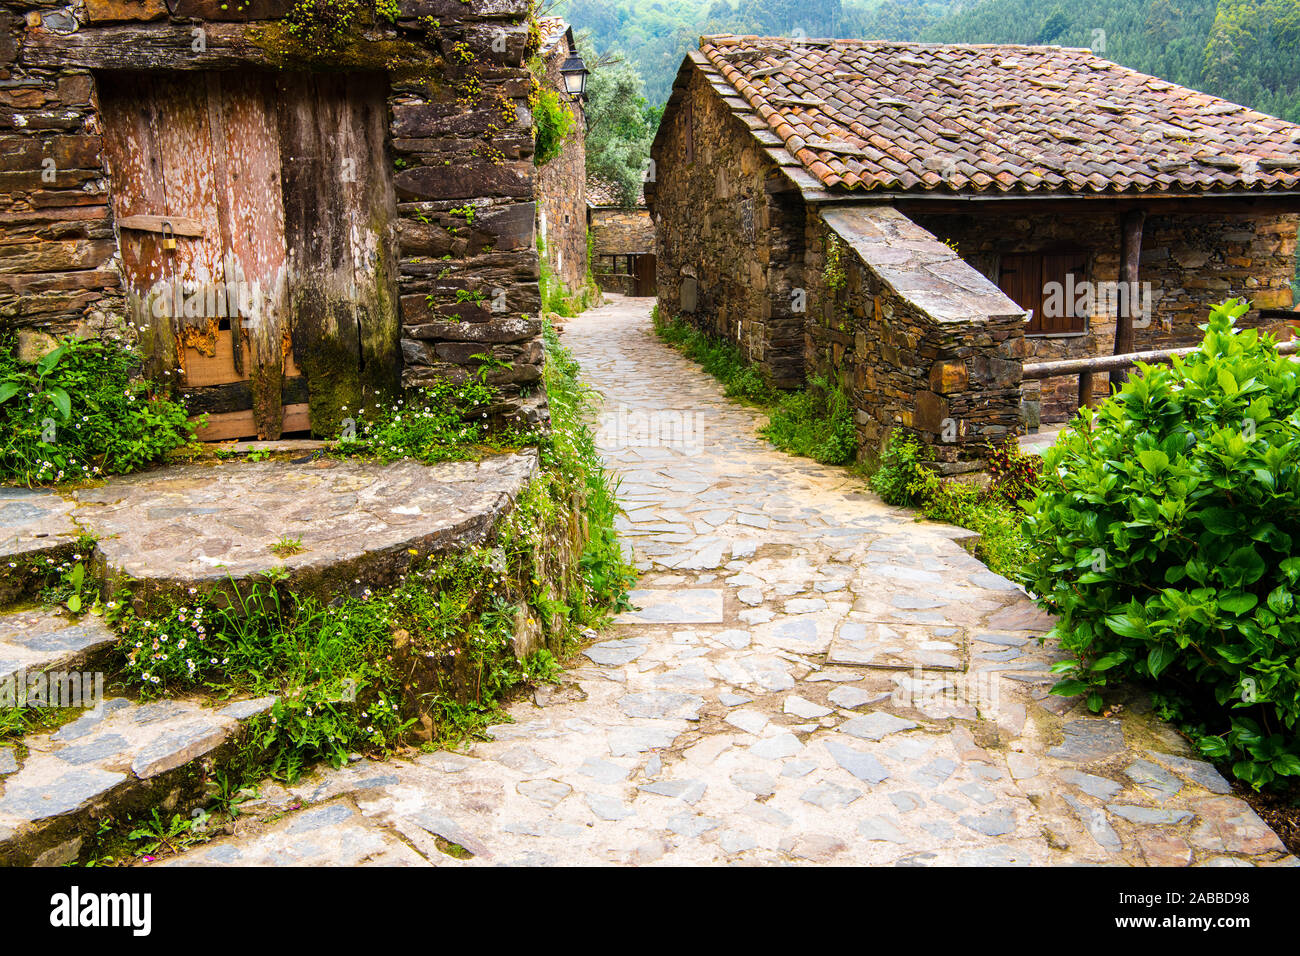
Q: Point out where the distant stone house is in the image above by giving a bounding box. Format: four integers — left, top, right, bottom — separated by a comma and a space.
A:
588, 177, 655, 296
649, 36, 1300, 464
533, 16, 588, 297
0, 0, 549, 441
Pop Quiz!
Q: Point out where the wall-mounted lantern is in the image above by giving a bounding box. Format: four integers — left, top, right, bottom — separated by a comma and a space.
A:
560, 52, 589, 99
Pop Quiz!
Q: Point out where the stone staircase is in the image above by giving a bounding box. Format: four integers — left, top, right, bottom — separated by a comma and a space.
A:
0, 524, 277, 866
0, 450, 541, 865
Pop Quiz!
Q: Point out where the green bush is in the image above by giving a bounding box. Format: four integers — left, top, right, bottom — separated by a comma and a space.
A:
0, 336, 195, 485
533, 88, 575, 166
869, 431, 933, 505
761, 374, 856, 465
870, 432, 1036, 581
1022, 300, 1300, 788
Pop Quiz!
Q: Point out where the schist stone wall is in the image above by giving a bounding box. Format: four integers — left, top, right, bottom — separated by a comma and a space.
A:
1, 0, 549, 428
907, 207, 1300, 421
590, 206, 651, 295
534, 27, 587, 296
591, 207, 653, 255
807, 207, 1027, 468
650, 64, 807, 390
651, 66, 1028, 462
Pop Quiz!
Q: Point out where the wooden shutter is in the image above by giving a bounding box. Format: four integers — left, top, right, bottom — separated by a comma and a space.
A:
1041, 251, 1088, 334
998, 253, 1041, 332
998, 250, 1088, 335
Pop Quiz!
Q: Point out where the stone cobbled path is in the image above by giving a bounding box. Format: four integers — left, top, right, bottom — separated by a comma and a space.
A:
161, 296, 1291, 867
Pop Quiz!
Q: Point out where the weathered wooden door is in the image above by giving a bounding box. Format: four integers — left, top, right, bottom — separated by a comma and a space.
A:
99, 70, 399, 441
277, 73, 401, 436
100, 71, 302, 440
634, 254, 657, 297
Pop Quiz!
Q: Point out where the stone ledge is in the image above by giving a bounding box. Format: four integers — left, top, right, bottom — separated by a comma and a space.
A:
0, 693, 273, 866
820, 205, 1026, 325
11, 453, 541, 606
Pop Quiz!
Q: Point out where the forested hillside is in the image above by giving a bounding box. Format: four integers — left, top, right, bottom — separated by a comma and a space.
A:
559, 0, 1300, 122
562, 0, 1300, 295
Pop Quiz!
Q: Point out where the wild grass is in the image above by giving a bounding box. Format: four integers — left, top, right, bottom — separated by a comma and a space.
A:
651, 307, 857, 465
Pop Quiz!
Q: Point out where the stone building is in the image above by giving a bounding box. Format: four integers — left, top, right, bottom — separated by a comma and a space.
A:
0, 0, 551, 441
533, 16, 588, 298
649, 36, 1300, 462
588, 176, 655, 296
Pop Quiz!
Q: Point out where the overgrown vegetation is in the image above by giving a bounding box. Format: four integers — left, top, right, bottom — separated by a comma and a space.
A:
1023, 300, 1300, 789
763, 377, 858, 466
538, 236, 600, 317
869, 432, 1039, 580
531, 63, 576, 166
540, 319, 637, 615
332, 368, 517, 464
99, 317, 632, 780
651, 307, 856, 465
0, 335, 196, 486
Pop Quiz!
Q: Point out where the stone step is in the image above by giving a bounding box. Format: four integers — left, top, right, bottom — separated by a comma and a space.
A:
0, 693, 274, 866
0, 486, 83, 607
0, 607, 119, 697
3, 452, 538, 607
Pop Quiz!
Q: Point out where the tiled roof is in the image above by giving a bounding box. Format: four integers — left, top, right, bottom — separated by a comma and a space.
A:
537, 16, 570, 51
697, 35, 1300, 196
586, 176, 645, 208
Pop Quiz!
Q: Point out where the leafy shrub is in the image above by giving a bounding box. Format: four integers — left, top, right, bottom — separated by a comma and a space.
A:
0, 336, 195, 485
1022, 300, 1300, 788
870, 432, 1036, 581
761, 374, 857, 465
869, 431, 932, 505
533, 88, 575, 166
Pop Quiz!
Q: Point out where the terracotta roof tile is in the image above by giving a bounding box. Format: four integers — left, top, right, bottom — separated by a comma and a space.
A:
586, 175, 645, 208
536, 16, 569, 48
697, 35, 1300, 196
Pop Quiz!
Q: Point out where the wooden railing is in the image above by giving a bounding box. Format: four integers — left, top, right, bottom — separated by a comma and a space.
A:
1022, 339, 1300, 408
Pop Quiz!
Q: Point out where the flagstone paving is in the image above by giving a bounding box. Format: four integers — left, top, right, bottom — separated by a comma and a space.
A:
160, 296, 1292, 867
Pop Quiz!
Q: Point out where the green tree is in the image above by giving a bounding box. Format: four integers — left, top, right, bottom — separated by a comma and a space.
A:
579, 34, 655, 207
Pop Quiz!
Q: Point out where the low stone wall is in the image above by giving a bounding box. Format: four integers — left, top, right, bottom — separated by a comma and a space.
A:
807, 206, 1027, 469
593, 271, 636, 296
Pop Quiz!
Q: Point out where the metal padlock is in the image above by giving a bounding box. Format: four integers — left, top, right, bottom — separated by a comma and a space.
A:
161, 220, 177, 252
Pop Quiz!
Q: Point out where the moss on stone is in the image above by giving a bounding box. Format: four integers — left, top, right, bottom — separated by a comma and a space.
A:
245, 21, 439, 78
